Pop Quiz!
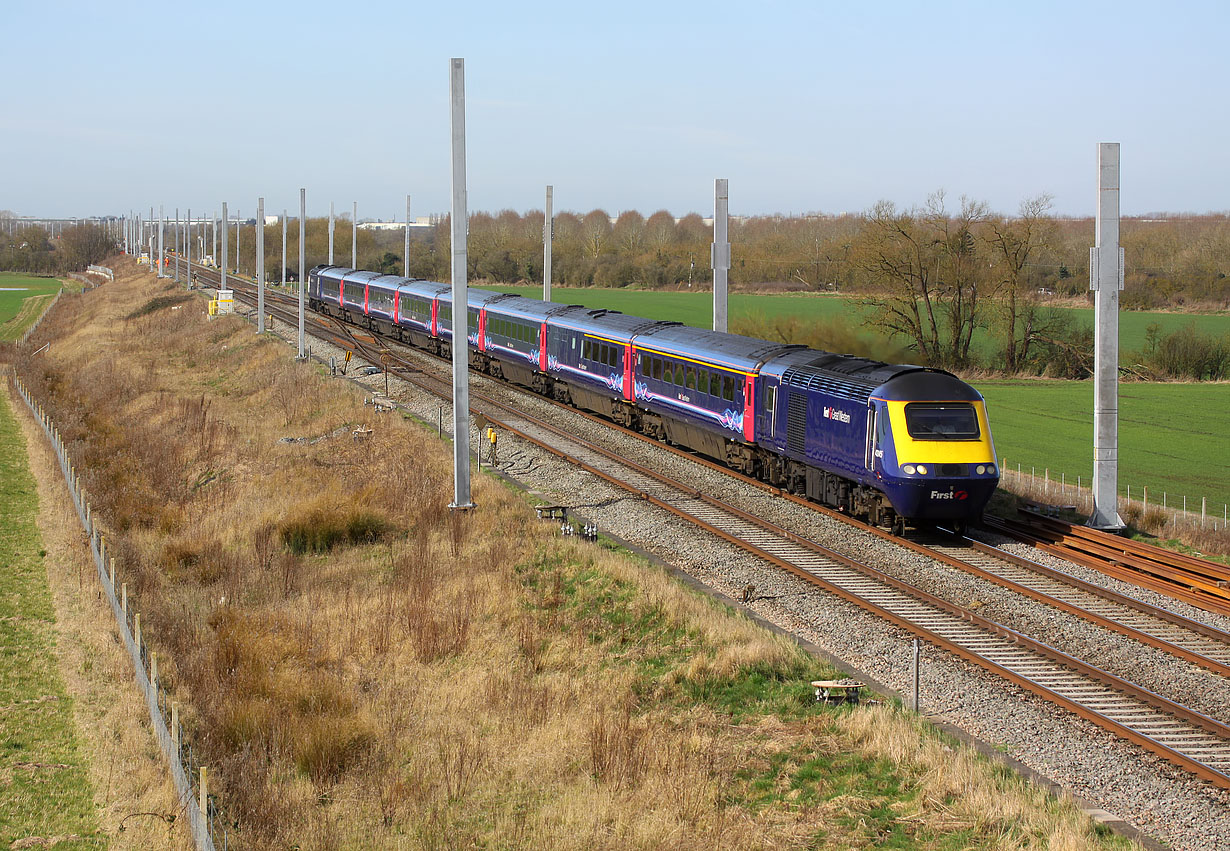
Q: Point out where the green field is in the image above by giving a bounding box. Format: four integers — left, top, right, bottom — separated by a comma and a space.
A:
975, 379, 1229, 513
0, 273, 70, 342
0, 391, 104, 847
486, 284, 1230, 360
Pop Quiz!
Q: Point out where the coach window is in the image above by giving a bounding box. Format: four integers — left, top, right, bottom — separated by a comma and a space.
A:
710, 371, 722, 397
722, 376, 736, 401
652, 357, 662, 381
685, 366, 696, 390
697, 369, 709, 396
673, 362, 685, 386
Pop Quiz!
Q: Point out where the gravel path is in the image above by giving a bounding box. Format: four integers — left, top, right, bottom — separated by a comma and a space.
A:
258, 305, 1230, 851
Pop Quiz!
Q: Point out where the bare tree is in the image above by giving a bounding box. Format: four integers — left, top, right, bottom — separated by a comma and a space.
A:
853, 192, 990, 368
986, 195, 1056, 372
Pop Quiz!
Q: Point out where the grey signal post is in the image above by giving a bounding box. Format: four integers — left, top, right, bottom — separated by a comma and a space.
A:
1089, 142, 1125, 531
450, 58, 474, 511
298, 188, 306, 359
174, 208, 180, 283
157, 205, 165, 278
543, 185, 553, 302
186, 207, 192, 289
328, 201, 334, 264
281, 210, 287, 286
220, 202, 228, 293
713, 179, 730, 333
235, 211, 240, 274
257, 196, 265, 333
404, 195, 411, 277
351, 201, 357, 269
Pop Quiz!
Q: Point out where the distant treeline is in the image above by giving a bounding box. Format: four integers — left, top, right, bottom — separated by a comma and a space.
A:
5, 198, 1227, 378
0, 220, 114, 275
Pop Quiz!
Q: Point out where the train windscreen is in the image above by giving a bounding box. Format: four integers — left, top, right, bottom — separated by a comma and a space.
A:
903, 403, 980, 440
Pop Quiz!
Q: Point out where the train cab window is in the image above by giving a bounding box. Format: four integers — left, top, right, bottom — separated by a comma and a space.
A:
904, 403, 980, 440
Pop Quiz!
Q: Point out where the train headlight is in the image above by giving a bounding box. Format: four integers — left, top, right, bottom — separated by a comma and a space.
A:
976, 465, 986, 474
916, 465, 928, 475
902, 464, 916, 475
987, 464, 996, 475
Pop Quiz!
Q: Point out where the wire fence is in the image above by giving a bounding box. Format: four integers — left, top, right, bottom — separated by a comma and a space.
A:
10, 369, 226, 851
17, 288, 61, 347
999, 460, 1228, 533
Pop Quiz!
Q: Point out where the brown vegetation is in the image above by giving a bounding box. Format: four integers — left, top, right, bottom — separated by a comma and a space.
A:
11, 256, 1136, 849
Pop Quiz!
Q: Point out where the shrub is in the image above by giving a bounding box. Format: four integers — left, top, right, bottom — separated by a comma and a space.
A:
125, 293, 194, 319
1146, 322, 1230, 379
279, 506, 393, 554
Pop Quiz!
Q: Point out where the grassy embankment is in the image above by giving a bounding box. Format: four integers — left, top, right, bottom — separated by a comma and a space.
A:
14, 258, 1137, 849
0, 383, 104, 848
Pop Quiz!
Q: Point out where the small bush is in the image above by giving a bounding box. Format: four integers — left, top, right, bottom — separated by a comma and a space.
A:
125, 293, 194, 319
294, 715, 377, 783
1142, 508, 1170, 532
279, 507, 393, 554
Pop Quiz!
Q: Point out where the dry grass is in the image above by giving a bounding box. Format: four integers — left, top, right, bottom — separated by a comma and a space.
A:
8, 382, 185, 849
10, 256, 1138, 849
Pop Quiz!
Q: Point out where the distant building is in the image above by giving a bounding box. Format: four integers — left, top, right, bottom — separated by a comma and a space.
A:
357, 217, 437, 232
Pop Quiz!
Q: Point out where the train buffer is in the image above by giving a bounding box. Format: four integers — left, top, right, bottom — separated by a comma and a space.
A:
810, 679, 864, 705
535, 504, 568, 523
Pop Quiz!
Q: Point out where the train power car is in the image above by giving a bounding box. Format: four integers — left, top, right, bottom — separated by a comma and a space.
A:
306, 265, 999, 530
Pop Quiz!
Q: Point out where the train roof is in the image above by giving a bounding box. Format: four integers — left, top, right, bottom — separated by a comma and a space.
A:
363, 273, 417, 292
397, 279, 451, 299
633, 324, 800, 374
485, 295, 574, 322
759, 348, 979, 402
549, 304, 675, 341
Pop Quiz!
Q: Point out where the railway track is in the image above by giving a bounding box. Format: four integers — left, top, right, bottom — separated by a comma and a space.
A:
197, 268, 1230, 788
988, 511, 1230, 618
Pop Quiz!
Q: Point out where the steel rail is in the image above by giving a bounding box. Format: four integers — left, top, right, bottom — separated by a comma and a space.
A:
987, 515, 1230, 619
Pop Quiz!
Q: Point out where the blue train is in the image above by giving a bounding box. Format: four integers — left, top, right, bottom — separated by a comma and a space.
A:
308, 265, 999, 533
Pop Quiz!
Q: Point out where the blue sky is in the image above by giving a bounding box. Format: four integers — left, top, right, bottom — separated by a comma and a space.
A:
4, 0, 1226, 220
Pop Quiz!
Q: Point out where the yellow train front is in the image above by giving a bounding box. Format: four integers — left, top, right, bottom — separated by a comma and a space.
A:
871, 370, 999, 529
755, 353, 998, 533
